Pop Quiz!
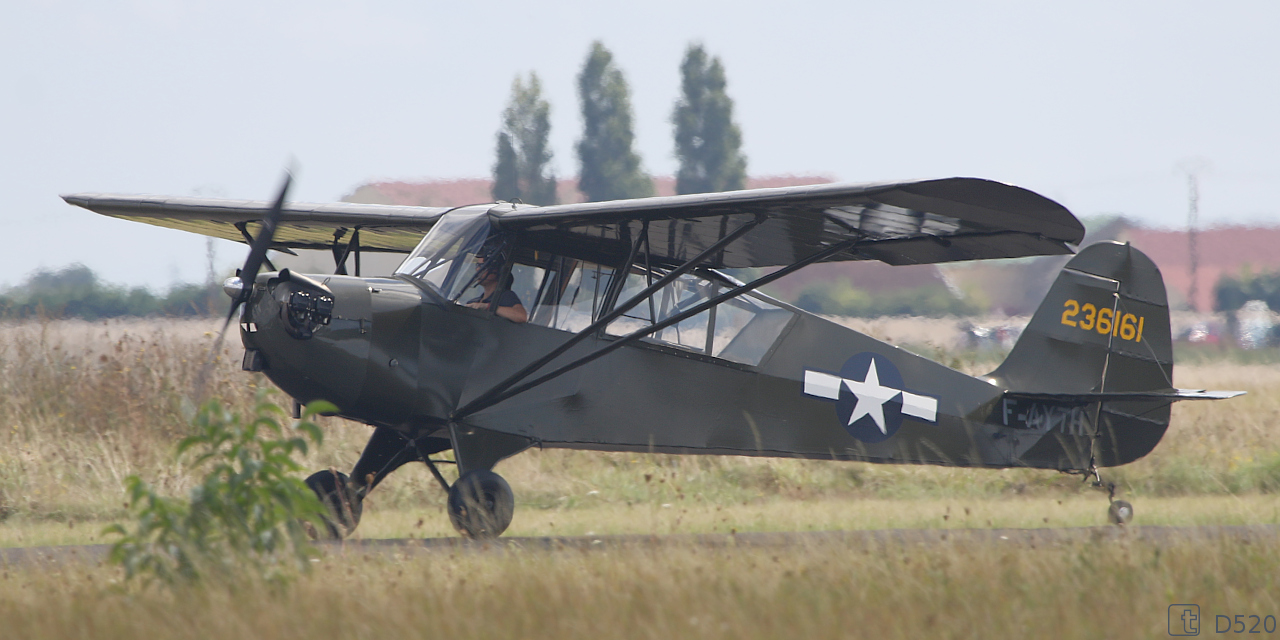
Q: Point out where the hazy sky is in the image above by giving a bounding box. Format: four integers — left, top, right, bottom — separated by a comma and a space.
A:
3, 0, 1277, 289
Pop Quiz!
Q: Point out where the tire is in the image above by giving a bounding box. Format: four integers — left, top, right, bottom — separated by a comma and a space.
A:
447, 470, 514, 539
305, 470, 362, 539
1107, 500, 1134, 526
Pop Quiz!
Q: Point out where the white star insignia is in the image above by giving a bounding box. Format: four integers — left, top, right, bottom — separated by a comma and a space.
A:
803, 359, 939, 431
840, 359, 900, 433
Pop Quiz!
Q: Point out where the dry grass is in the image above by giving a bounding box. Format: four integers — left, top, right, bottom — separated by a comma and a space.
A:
0, 318, 370, 522
2, 537, 1278, 639
0, 318, 1276, 546
0, 318, 1277, 639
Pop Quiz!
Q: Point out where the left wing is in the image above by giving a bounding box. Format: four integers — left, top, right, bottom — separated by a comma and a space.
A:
61, 194, 451, 252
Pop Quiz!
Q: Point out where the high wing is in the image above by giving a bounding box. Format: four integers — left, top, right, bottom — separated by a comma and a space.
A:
493, 177, 1084, 268
65, 177, 1084, 268
61, 194, 451, 253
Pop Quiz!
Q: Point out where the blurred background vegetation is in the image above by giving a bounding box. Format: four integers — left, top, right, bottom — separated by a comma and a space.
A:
0, 264, 220, 320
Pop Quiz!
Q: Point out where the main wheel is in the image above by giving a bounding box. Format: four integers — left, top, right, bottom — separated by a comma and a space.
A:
1107, 500, 1134, 526
305, 470, 362, 539
447, 469, 514, 539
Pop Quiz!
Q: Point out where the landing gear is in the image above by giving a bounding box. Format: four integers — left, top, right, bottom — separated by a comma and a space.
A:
1093, 467, 1134, 526
303, 427, 450, 540
1069, 459, 1134, 526
447, 469, 515, 539
305, 470, 362, 539
309, 424, 526, 539
1108, 499, 1134, 526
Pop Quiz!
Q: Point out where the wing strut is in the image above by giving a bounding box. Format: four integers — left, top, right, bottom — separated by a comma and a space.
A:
331, 227, 362, 276
452, 232, 865, 421
452, 216, 766, 419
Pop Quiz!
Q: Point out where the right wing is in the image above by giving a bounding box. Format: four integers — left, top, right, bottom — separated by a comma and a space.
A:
66, 177, 1085, 268
61, 194, 452, 253
495, 177, 1085, 268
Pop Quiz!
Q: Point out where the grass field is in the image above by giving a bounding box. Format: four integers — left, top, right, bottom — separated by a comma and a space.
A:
0, 318, 1277, 539
0, 318, 1276, 638
3, 536, 1279, 639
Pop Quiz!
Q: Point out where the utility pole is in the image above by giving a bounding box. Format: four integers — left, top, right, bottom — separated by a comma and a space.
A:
1176, 158, 1210, 313
1186, 172, 1200, 313
206, 237, 217, 315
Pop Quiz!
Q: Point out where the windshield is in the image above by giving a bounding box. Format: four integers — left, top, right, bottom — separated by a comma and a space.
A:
395, 210, 503, 302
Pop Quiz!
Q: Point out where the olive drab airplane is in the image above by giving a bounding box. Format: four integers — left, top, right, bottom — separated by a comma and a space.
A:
64, 176, 1243, 538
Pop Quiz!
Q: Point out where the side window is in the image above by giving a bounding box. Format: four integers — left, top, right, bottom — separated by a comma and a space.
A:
508, 262, 546, 319
606, 270, 793, 366
522, 256, 616, 333
649, 275, 714, 353
710, 295, 794, 365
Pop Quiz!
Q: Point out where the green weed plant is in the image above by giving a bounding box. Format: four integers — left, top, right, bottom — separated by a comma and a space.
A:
104, 393, 334, 585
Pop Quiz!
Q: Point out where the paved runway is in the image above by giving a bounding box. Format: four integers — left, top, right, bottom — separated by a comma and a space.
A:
3, 524, 1278, 567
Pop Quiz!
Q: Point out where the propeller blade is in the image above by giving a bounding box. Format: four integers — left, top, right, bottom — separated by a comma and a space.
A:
237, 171, 292, 305
195, 307, 239, 398
194, 170, 293, 400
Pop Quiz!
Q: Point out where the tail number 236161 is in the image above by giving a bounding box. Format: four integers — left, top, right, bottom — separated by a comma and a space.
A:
1060, 300, 1144, 342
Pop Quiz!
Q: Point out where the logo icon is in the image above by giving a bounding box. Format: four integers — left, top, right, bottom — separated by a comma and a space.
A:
803, 352, 937, 443
1169, 604, 1200, 636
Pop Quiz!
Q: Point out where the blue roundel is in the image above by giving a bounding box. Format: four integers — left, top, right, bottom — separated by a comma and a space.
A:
836, 352, 905, 443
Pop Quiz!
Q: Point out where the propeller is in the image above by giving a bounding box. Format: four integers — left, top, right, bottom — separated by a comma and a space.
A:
194, 170, 293, 399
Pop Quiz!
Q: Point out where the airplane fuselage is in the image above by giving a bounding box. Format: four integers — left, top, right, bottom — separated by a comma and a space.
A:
242, 270, 1109, 475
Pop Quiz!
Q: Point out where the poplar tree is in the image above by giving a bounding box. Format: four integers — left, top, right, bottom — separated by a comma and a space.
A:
491, 72, 557, 205
672, 44, 747, 195
576, 42, 653, 202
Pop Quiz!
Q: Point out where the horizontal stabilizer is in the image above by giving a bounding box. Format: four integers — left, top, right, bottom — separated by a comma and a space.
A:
1004, 389, 1246, 403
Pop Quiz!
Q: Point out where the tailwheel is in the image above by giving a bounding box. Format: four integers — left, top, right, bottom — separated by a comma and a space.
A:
1108, 500, 1134, 526
305, 470, 363, 539
1074, 459, 1134, 527
447, 469, 514, 539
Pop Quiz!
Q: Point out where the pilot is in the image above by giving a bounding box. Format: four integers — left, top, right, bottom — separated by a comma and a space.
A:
465, 257, 528, 323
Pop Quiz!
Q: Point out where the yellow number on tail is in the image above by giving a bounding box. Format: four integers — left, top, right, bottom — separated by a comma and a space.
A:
1061, 300, 1146, 343
1096, 308, 1113, 335
1079, 303, 1097, 331
1120, 313, 1136, 340
1061, 299, 1079, 327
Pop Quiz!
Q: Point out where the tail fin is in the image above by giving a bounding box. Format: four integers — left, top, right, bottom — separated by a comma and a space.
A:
990, 241, 1176, 466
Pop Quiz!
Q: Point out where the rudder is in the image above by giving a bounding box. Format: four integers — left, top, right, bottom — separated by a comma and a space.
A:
990, 241, 1174, 466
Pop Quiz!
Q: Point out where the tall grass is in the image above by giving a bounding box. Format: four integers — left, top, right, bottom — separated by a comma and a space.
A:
0, 319, 1276, 539
0, 319, 369, 524
1, 537, 1277, 639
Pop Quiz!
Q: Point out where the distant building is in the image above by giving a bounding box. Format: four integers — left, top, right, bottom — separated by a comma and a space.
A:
1120, 226, 1280, 312
939, 220, 1280, 316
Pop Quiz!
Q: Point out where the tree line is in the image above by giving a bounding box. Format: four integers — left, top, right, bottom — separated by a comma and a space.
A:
1215, 268, 1280, 313
492, 41, 747, 205
0, 264, 220, 320
12, 43, 970, 321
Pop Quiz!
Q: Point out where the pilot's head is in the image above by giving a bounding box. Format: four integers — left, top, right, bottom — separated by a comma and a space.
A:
475, 255, 502, 285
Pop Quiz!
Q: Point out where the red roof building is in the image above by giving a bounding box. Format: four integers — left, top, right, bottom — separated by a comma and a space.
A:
1121, 226, 1280, 312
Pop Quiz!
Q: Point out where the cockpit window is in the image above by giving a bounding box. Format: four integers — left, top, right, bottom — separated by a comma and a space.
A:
400, 215, 793, 366
396, 210, 508, 303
